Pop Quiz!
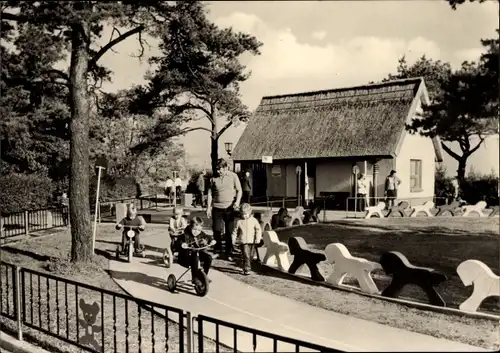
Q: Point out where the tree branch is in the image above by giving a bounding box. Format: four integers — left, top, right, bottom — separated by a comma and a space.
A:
89, 25, 144, 69
440, 142, 461, 162
0, 11, 27, 22
217, 120, 233, 139
467, 135, 485, 156
44, 69, 70, 82
180, 127, 212, 135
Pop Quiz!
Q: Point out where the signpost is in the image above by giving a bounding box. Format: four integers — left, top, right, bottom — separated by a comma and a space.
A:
173, 170, 179, 207
92, 157, 108, 253
352, 165, 360, 216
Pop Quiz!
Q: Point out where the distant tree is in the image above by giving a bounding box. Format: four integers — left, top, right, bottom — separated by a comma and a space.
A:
131, 2, 262, 174
0, 1, 206, 263
386, 51, 498, 182
446, 0, 494, 10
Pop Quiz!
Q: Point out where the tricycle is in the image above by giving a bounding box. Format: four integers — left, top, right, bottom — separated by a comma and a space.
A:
115, 225, 146, 263
166, 241, 215, 297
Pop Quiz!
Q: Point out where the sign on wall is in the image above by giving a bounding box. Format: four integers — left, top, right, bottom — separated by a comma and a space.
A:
271, 165, 281, 178
262, 156, 273, 164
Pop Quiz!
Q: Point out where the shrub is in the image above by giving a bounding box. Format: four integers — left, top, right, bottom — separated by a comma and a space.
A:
0, 172, 55, 214
435, 166, 499, 206
462, 172, 499, 206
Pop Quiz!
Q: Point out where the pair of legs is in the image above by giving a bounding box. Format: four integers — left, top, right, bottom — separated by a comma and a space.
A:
121, 231, 141, 252
164, 233, 174, 267
356, 193, 366, 212
190, 250, 212, 275
386, 190, 397, 208
242, 190, 251, 204
240, 243, 257, 273
212, 207, 236, 257
193, 191, 204, 207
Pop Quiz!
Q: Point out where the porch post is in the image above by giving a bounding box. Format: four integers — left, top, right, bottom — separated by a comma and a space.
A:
373, 162, 379, 203
304, 161, 309, 207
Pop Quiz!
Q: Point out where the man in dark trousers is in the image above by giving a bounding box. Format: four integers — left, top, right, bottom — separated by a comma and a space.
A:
241, 171, 252, 204
192, 170, 206, 207
206, 159, 242, 261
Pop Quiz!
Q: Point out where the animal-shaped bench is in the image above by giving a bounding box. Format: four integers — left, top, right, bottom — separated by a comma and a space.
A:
457, 259, 500, 313
255, 210, 273, 232
435, 200, 461, 217
288, 237, 325, 281
364, 202, 386, 219
386, 201, 409, 217
325, 243, 382, 294
488, 205, 499, 217
286, 206, 304, 227
261, 231, 290, 271
461, 201, 488, 218
379, 251, 448, 306
410, 201, 435, 218
303, 203, 322, 224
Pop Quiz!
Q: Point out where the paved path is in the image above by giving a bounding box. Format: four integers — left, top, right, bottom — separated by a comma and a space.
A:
107, 232, 487, 352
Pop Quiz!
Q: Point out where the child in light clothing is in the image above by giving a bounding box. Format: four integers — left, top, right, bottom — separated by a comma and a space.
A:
164, 207, 187, 267
231, 203, 262, 275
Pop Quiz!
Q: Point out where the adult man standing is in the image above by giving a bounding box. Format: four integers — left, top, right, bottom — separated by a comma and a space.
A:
193, 170, 206, 207
206, 159, 242, 261
241, 171, 252, 204
357, 173, 368, 212
384, 170, 401, 208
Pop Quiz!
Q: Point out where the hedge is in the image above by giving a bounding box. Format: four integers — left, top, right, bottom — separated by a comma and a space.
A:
435, 168, 499, 206
0, 172, 55, 214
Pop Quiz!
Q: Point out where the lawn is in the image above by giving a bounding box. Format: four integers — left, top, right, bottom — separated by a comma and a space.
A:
211, 217, 500, 350
0, 224, 231, 353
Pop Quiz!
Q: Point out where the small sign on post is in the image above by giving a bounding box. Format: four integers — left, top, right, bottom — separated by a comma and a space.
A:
262, 156, 273, 164
92, 157, 108, 253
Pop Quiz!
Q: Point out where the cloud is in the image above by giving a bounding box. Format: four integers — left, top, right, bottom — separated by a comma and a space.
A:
214, 12, 443, 110
311, 30, 327, 40
454, 47, 484, 64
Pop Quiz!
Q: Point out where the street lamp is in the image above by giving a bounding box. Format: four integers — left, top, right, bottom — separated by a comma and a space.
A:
224, 142, 233, 156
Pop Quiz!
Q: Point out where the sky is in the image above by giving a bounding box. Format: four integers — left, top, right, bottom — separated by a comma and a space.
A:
98, 0, 499, 176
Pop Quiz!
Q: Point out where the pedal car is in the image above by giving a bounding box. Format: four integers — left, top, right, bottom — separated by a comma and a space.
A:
115, 225, 145, 263
166, 241, 215, 297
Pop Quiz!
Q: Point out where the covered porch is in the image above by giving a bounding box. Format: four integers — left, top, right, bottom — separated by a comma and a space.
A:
238, 157, 394, 210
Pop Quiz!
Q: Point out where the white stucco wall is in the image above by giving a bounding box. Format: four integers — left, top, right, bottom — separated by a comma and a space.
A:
394, 99, 436, 200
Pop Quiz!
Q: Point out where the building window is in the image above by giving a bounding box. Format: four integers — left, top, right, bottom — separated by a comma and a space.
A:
410, 159, 422, 192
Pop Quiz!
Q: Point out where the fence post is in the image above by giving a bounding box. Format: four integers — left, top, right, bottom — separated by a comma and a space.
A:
186, 311, 193, 353
197, 315, 203, 353
14, 266, 23, 341
24, 211, 29, 236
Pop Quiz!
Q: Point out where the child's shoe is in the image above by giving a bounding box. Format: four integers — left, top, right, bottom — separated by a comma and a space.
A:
243, 270, 250, 276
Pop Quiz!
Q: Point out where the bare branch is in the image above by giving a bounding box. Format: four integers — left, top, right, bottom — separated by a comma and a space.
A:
43, 69, 70, 82
130, 30, 145, 60
217, 120, 234, 139
89, 25, 145, 69
180, 127, 212, 134
467, 135, 485, 156
440, 142, 461, 162
106, 27, 122, 54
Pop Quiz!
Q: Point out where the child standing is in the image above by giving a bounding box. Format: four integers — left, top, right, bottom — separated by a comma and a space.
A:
164, 207, 188, 268
231, 203, 262, 275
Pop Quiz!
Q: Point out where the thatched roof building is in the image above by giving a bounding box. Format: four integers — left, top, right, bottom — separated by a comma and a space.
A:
232, 77, 443, 162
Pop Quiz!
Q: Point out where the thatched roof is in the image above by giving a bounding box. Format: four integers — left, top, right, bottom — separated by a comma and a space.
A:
232, 77, 431, 161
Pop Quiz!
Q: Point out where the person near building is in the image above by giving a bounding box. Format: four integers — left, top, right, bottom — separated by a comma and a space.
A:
165, 176, 174, 202
384, 170, 401, 208
357, 173, 369, 212
241, 171, 252, 204
206, 159, 242, 261
175, 175, 183, 201
193, 170, 206, 207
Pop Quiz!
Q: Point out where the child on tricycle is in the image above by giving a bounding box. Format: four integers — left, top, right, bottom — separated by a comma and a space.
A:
166, 217, 216, 296
115, 203, 146, 256
164, 207, 188, 267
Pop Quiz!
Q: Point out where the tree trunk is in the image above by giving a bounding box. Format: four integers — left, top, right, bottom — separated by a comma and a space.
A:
210, 118, 218, 175
457, 158, 467, 185
69, 22, 92, 263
